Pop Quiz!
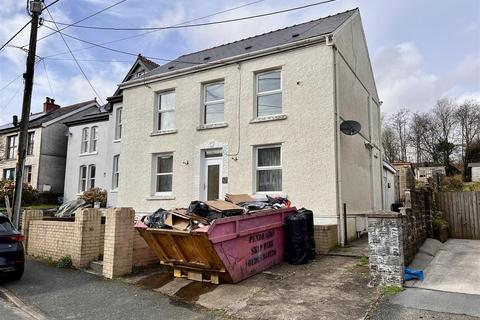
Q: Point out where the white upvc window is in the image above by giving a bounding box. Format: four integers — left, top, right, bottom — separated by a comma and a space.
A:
115, 107, 122, 140
153, 154, 173, 195
3, 168, 15, 181
27, 132, 34, 155
112, 155, 120, 190
255, 145, 282, 193
203, 82, 224, 124
81, 128, 89, 154
79, 165, 87, 192
255, 70, 282, 117
156, 91, 175, 131
6, 135, 17, 159
90, 126, 98, 153
24, 166, 32, 184
88, 164, 96, 189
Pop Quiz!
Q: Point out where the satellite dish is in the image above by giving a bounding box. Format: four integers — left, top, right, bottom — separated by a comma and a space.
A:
340, 120, 361, 135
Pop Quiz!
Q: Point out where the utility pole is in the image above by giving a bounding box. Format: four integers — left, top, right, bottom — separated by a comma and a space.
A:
12, 0, 43, 229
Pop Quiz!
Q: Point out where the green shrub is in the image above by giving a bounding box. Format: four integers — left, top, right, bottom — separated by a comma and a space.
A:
440, 175, 464, 192
462, 182, 480, 192
0, 179, 38, 207
57, 255, 73, 268
432, 217, 448, 230
79, 188, 107, 207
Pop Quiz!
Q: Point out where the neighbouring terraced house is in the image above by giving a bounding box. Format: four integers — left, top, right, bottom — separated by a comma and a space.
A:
113, 8, 383, 244
0, 97, 100, 194
62, 55, 159, 207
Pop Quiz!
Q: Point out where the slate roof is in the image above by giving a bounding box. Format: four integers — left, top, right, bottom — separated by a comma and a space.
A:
145, 9, 356, 78
63, 105, 109, 126
0, 99, 97, 133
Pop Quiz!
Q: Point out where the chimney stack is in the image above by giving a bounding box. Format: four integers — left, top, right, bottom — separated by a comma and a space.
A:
43, 97, 60, 113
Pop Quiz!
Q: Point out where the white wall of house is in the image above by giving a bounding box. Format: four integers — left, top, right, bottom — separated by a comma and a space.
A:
63, 120, 110, 203
105, 103, 123, 207
383, 164, 396, 211
472, 167, 480, 182
118, 44, 338, 222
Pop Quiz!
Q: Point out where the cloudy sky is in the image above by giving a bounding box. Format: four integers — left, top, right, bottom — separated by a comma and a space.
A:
0, 0, 479, 124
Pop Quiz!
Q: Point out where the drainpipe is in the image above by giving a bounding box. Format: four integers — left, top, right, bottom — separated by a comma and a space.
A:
330, 38, 346, 246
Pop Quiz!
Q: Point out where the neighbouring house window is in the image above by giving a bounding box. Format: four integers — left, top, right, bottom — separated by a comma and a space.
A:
154, 154, 173, 194
6, 135, 17, 159
27, 132, 34, 155
79, 165, 87, 192
156, 91, 175, 131
115, 107, 122, 140
81, 128, 89, 153
203, 82, 224, 124
88, 164, 96, 189
255, 145, 282, 192
24, 166, 32, 184
112, 155, 120, 190
90, 126, 98, 152
3, 168, 15, 181
256, 70, 282, 117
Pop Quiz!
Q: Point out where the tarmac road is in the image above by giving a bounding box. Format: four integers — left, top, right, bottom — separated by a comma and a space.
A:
0, 260, 222, 320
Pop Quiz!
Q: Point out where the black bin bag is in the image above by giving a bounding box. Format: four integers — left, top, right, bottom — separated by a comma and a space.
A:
285, 214, 308, 265
298, 208, 316, 259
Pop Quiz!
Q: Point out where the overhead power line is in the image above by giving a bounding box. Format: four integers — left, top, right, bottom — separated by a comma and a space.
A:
42, 0, 62, 12
42, 0, 337, 31
45, 8, 105, 105
41, 59, 55, 97
26, 0, 128, 47
0, 19, 32, 51
0, 75, 22, 93
42, 0, 265, 59
0, 77, 23, 113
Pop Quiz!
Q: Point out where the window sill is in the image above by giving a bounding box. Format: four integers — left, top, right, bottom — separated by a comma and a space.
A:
113, 139, 121, 143
250, 114, 287, 124
110, 189, 119, 193
80, 152, 98, 157
196, 122, 228, 131
146, 195, 175, 201
150, 129, 177, 136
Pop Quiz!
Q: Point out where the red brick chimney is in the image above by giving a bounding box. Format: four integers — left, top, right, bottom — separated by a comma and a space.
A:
43, 97, 60, 113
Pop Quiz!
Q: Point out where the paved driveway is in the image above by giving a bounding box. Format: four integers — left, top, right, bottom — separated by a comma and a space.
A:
411, 239, 480, 295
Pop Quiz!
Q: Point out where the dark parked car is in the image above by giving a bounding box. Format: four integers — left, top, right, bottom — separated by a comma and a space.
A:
0, 213, 24, 280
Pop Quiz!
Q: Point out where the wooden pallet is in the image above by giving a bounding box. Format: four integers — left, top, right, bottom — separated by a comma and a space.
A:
174, 268, 220, 284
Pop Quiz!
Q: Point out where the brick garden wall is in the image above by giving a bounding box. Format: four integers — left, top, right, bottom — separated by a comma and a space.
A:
133, 232, 158, 267
28, 220, 76, 261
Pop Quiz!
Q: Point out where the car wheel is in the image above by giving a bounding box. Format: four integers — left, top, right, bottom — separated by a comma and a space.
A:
10, 267, 24, 280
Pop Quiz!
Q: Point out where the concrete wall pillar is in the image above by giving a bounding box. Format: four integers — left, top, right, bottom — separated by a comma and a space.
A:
103, 208, 135, 279
367, 212, 404, 287
21, 209, 43, 254
72, 208, 102, 268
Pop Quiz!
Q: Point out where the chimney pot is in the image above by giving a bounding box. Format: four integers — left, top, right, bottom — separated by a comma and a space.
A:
43, 97, 60, 113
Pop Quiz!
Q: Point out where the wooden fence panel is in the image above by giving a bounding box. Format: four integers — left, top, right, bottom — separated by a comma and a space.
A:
437, 191, 480, 240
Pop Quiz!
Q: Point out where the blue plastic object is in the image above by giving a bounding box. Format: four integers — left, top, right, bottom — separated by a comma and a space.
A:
404, 267, 424, 281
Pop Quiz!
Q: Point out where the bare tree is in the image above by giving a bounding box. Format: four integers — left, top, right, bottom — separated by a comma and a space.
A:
382, 125, 399, 162
455, 99, 480, 180
409, 112, 428, 163
389, 108, 410, 161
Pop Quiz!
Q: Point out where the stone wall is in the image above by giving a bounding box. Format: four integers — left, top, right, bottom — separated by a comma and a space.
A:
393, 162, 415, 203
402, 188, 432, 265
367, 212, 404, 286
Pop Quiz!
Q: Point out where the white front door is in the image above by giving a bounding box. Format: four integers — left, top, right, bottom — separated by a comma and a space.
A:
201, 157, 223, 201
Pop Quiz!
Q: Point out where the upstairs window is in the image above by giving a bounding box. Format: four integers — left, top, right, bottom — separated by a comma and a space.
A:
154, 154, 173, 194
255, 145, 282, 192
256, 70, 282, 117
156, 91, 175, 131
6, 135, 17, 159
81, 128, 89, 154
90, 126, 98, 152
24, 166, 32, 184
115, 107, 122, 140
203, 82, 224, 124
27, 132, 34, 156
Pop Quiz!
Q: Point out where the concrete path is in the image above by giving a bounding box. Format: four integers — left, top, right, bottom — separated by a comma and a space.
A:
0, 260, 221, 320
412, 239, 480, 295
